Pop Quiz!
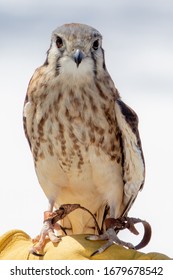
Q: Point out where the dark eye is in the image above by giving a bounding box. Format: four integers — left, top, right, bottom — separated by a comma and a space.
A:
56, 36, 63, 48
92, 39, 99, 50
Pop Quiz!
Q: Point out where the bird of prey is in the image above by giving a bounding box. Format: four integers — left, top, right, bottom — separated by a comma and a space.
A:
23, 23, 145, 255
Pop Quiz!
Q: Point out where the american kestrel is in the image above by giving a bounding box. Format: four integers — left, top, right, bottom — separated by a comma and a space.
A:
23, 23, 145, 255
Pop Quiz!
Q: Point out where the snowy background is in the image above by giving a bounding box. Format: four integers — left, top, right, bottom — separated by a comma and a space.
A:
0, 0, 173, 257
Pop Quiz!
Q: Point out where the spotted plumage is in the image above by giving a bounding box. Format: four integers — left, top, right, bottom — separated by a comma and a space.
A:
23, 23, 145, 250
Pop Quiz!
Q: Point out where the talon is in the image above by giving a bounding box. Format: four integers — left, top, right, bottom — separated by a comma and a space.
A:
125, 242, 135, 249
112, 240, 135, 249
88, 227, 136, 256
29, 246, 44, 257
90, 250, 100, 257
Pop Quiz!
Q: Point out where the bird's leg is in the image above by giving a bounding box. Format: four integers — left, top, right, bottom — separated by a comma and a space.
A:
86, 205, 135, 256
86, 218, 135, 256
30, 200, 61, 256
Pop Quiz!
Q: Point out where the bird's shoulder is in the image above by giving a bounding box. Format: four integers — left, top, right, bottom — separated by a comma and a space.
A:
26, 65, 48, 98
115, 99, 143, 150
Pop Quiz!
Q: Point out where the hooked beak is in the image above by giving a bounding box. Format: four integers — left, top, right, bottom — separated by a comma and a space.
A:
73, 49, 84, 67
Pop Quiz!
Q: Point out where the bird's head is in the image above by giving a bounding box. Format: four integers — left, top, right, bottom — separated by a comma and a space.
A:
45, 23, 106, 79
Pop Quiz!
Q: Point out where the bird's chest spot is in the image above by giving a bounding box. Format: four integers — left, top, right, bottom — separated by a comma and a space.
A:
32, 113, 85, 174
31, 87, 122, 171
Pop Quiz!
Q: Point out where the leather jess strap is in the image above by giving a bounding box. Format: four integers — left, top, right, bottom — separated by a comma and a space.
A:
44, 204, 152, 250
105, 216, 152, 250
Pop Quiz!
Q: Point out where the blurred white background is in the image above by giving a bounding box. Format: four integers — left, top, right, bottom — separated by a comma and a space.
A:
0, 0, 173, 257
